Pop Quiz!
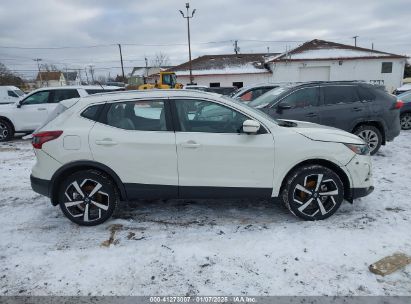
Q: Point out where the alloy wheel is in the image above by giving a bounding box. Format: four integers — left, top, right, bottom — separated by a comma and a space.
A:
357, 129, 379, 153
400, 114, 411, 130
292, 173, 339, 218
62, 178, 110, 223
0, 122, 8, 140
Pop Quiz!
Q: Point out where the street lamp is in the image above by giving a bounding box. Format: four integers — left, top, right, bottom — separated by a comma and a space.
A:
179, 3, 196, 84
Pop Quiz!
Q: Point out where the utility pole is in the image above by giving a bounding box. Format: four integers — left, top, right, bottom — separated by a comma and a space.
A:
89, 65, 95, 84
372, 42, 374, 50
33, 58, 42, 87
145, 57, 148, 78
179, 3, 196, 84
234, 40, 240, 54
352, 35, 359, 47
267, 46, 270, 53
118, 44, 125, 82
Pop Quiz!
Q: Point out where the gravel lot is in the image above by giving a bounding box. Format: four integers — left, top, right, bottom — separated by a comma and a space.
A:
0, 132, 410, 296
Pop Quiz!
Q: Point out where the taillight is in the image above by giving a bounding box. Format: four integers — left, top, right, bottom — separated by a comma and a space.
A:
32, 131, 63, 149
394, 100, 404, 109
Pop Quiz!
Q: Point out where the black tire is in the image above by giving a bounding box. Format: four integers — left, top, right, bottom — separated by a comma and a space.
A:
281, 165, 344, 221
0, 118, 14, 142
58, 170, 118, 226
354, 125, 382, 155
400, 113, 411, 130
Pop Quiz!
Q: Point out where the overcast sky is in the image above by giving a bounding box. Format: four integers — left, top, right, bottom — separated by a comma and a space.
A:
0, 0, 410, 80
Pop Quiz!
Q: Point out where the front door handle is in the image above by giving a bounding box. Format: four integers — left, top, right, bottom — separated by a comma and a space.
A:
37, 108, 47, 111
305, 112, 318, 117
352, 107, 362, 112
95, 138, 118, 146
181, 140, 201, 149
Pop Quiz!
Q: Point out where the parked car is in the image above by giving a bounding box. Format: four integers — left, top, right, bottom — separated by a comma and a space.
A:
0, 85, 124, 141
0, 86, 25, 104
248, 81, 402, 155
206, 86, 237, 96
397, 91, 411, 130
393, 84, 411, 95
230, 83, 279, 102
30, 89, 373, 226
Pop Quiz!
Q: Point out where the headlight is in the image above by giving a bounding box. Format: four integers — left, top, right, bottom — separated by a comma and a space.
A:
344, 143, 370, 155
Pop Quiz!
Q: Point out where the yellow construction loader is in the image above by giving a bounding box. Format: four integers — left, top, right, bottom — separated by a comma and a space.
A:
127, 71, 183, 90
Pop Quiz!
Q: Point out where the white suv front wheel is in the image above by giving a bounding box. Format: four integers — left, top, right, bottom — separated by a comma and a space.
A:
58, 170, 118, 226
282, 165, 344, 221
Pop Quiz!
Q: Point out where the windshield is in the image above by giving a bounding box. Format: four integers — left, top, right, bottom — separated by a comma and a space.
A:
221, 95, 279, 124
398, 91, 411, 102
14, 89, 24, 97
248, 86, 289, 108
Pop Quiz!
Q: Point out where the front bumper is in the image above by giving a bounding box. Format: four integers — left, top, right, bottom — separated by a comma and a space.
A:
30, 174, 50, 198
352, 186, 374, 199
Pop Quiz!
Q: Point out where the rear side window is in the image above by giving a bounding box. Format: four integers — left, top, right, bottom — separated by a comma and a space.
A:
104, 100, 167, 131
50, 89, 80, 103
81, 104, 104, 121
86, 89, 104, 94
280, 87, 319, 108
357, 86, 376, 101
323, 86, 360, 105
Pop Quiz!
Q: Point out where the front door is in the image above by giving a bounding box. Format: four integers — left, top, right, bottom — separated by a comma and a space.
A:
17, 90, 52, 131
89, 99, 178, 199
266, 86, 321, 124
172, 99, 275, 198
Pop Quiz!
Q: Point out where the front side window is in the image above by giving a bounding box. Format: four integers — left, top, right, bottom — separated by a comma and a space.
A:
22, 91, 50, 105
323, 86, 359, 105
279, 87, 318, 108
7, 90, 18, 97
51, 89, 80, 103
105, 100, 166, 131
175, 99, 249, 133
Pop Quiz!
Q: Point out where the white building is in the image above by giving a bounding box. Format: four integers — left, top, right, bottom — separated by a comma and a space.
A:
266, 39, 407, 93
36, 71, 66, 88
63, 72, 80, 86
169, 54, 277, 88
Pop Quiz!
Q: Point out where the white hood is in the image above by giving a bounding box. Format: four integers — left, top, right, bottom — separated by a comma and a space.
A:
281, 120, 365, 145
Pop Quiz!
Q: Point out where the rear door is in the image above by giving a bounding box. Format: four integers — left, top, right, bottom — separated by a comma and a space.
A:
88, 99, 178, 199
265, 86, 321, 123
319, 85, 369, 132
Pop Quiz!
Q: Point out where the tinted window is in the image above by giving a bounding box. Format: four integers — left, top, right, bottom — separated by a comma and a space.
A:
81, 104, 104, 121
50, 89, 80, 103
323, 86, 359, 105
22, 91, 50, 105
249, 86, 289, 108
209, 83, 220, 87
381, 62, 393, 73
105, 100, 166, 131
7, 90, 18, 97
175, 99, 249, 133
357, 86, 376, 101
280, 87, 318, 108
240, 87, 274, 102
86, 89, 105, 94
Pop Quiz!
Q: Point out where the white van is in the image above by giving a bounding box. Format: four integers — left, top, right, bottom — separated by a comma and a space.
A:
0, 86, 25, 104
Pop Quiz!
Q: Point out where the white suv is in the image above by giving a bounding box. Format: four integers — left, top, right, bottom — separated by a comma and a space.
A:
30, 90, 374, 226
0, 85, 124, 141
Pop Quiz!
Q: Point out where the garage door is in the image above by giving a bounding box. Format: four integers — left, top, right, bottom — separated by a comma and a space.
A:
299, 66, 330, 82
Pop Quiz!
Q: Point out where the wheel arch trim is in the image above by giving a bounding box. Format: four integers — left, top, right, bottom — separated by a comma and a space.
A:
0, 116, 15, 133
49, 160, 127, 205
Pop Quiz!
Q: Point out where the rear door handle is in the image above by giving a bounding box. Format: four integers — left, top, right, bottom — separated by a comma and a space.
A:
37, 108, 47, 111
352, 107, 362, 112
181, 140, 201, 149
305, 112, 318, 117
95, 139, 118, 146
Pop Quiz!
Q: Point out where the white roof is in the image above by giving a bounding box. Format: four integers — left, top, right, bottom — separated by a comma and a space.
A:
285, 48, 397, 60
175, 63, 269, 76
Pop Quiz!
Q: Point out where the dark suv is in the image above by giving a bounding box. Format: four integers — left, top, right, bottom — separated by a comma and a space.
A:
249, 81, 402, 154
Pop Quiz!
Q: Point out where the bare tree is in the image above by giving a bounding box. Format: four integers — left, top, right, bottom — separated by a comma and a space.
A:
150, 52, 171, 68
0, 62, 25, 87
40, 63, 59, 72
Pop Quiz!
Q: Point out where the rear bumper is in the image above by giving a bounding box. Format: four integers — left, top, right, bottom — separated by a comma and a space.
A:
30, 174, 50, 198
352, 186, 374, 199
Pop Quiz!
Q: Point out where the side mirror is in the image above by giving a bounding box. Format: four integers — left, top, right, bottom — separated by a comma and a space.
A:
16, 101, 22, 108
243, 119, 260, 134
276, 102, 292, 113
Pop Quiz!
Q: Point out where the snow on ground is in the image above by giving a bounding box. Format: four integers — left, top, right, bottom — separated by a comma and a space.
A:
0, 132, 410, 296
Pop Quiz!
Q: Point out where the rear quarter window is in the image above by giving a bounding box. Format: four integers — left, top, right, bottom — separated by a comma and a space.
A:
81, 104, 105, 121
